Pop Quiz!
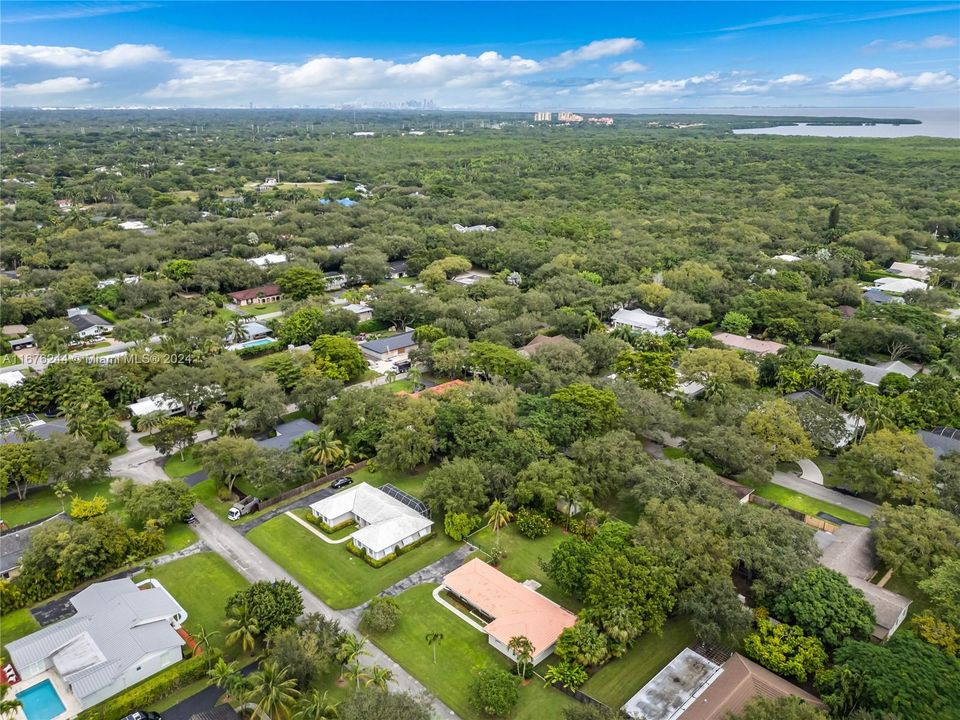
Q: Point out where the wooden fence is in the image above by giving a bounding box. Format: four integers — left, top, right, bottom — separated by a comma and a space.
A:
748, 495, 839, 532
254, 460, 369, 511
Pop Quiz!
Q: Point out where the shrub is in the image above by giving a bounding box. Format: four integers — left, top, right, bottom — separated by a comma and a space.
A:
743, 610, 827, 683
347, 534, 435, 568
470, 665, 520, 717
310, 515, 356, 534
515, 507, 552, 538
363, 596, 401, 633
444, 512, 482, 540
76, 655, 205, 720
70, 495, 109, 520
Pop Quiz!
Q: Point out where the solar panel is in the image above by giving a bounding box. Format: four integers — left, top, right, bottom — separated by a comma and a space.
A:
0, 413, 39, 432
379, 483, 430, 519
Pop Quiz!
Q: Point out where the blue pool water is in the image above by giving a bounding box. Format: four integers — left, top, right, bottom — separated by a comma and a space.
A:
17, 679, 66, 720
239, 337, 274, 349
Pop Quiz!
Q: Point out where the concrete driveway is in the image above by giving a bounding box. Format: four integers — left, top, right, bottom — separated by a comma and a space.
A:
771, 471, 878, 517
188, 503, 459, 718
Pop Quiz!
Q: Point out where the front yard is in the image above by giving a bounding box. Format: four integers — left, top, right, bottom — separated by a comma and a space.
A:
368, 583, 578, 720
246, 512, 460, 609
581, 617, 695, 708
242, 300, 283, 316
752, 483, 871, 526
469, 524, 582, 610
1, 477, 122, 527
133, 552, 249, 651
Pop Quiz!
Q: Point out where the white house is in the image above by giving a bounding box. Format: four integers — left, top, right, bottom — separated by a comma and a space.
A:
324, 271, 348, 290
343, 303, 373, 322
118, 220, 149, 231
309, 482, 433, 560
0, 370, 26, 387
246, 253, 288, 268
127, 393, 185, 419
358, 330, 417, 361
610, 307, 672, 336
812, 354, 916, 387
452, 223, 496, 233
772, 254, 802, 262
873, 276, 927, 294
5, 578, 187, 709
66, 311, 113, 340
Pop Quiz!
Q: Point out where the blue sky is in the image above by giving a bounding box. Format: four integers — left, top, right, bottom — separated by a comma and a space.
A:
1, 1, 958, 109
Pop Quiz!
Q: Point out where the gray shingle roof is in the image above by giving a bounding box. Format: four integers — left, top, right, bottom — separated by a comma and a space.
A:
67, 314, 112, 332
917, 427, 960, 459
258, 418, 320, 450
359, 330, 417, 355
812, 355, 916, 387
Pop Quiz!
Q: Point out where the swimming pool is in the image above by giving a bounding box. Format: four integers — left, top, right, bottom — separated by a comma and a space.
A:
17, 679, 66, 720
238, 337, 274, 349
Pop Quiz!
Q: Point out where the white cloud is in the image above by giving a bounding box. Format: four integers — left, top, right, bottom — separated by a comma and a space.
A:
611, 60, 649, 74
548, 38, 641, 68
2, 3, 156, 24
4, 76, 100, 94
732, 73, 812, 93
0, 43, 167, 69
829, 67, 957, 91
624, 72, 721, 96
866, 34, 959, 51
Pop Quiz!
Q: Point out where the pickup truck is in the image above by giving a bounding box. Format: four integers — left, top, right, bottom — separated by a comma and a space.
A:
227, 496, 259, 521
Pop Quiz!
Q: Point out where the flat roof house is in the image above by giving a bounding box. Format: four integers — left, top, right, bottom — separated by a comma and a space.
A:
610, 308, 672, 336
442, 558, 577, 666
0, 370, 26, 387
246, 253, 287, 268
227, 283, 283, 307
6, 577, 186, 710
359, 330, 417, 361
712, 333, 785, 356
309, 482, 433, 560
812, 354, 916, 387
127, 394, 184, 418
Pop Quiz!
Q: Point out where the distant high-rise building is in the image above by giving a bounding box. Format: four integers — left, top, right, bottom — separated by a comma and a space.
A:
534, 111, 552, 122
587, 116, 615, 126
557, 112, 584, 123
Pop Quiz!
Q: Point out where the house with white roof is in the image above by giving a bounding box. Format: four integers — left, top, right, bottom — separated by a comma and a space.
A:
309, 482, 433, 560
610, 308, 672, 336
343, 303, 373, 322
246, 253, 288, 268
452, 223, 496, 233
127, 394, 185, 419
118, 220, 149, 231
772, 254, 802, 262
887, 262, 931, 282
6, 577, 186, 709
0, 370, 26, 387
873, 276, 927, 294
812, 354, 916, 387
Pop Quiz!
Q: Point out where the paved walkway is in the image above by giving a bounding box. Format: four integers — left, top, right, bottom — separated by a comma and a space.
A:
432, 585, 485, 633
771, 472, 878, 517
380, 545, 474, 598
796, 458, 824, 485
284, 510, 353, 544
188, 503, 459, 718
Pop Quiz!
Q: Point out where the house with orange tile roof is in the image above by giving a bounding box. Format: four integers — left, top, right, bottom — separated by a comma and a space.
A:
712, 332, 785, 356
441, 558, 576, 665
397, 379, 468, 398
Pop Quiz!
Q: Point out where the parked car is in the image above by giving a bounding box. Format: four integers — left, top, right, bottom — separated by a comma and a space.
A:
331, 476, 354, 490
227, 496, 259, 521
184, 513, 197, 525
122, 712, 162, 720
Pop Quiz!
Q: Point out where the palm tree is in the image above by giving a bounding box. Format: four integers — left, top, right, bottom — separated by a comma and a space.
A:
53, 481, 72, 513
365, 665, 394, 692
137, 409, 167, 436
425, 631, 444, 664
208, 657, 242, 703
0, 684, 22, 720
337, 634, 369, 686
507, 635, 534, 680
293, 689, 339, 720
341, 661, 369, 691
229, 315, 248, 344
245, 661, 300, 720
298, 429, 346, 477
194, 625, 220, 667
224, 603, 260, 653
485, 499, 513, 548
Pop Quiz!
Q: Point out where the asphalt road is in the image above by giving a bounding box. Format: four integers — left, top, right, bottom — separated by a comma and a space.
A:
771, 471, 879, 517
189, 503, 459, 718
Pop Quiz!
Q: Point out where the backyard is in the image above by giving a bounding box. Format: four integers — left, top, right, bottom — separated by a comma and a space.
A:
368, 583, 579, 720
581, 617, 696, 708
246, 512, 459, 609
0, 608, 40, 661
1, 477, 121, 528
752, 483, 871, 526
241, 301, 283, 316
133, 552, 249, 651
469, 524, 582, 610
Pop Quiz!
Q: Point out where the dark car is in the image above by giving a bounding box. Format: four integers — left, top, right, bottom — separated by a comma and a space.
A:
184, 513, 197, 525
122, 712, 162, 720
331, 476, 354, 490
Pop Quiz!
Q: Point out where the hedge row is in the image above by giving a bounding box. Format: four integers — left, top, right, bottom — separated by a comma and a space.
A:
346, 532, 436, 568
233, 340, 281, 358
77, 654, 206, 720
309, 515, 356, 534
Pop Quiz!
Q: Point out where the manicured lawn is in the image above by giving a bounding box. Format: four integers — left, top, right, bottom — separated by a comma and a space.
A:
192, 477, 233, 516
581, 617, 695, 708
134, 553, 249, 649
381, 379, 416, 393
162, 522, 198, 553
753, 483, 870, 526
243, 301, 283, 316
369, 584, 578, 720
247, 513, 460, 609
164, 445, 202, 478
1, 608, 40, 661
1, 477, 121, 528
662, 446, 688, 461
351, 463, 435, 497
469, 525, 581, 610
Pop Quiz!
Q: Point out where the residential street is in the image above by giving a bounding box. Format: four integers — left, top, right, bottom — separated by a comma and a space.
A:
188, 503, 459, 718
771, 471, 879, 518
